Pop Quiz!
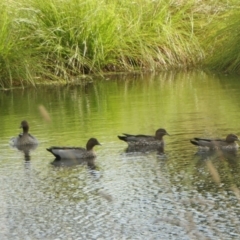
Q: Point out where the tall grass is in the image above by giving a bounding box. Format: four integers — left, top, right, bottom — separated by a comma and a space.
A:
205, 8, 240, 73
23, 0, 204, 73
0, 0, 237, 88
0, 2, 28, 88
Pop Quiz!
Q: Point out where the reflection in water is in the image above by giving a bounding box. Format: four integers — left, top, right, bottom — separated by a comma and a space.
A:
191, 148, 240, 192
194, 148, 238, 163
10, 144, 38, 161
125, 145, 165, 155
51, 157, 97, 170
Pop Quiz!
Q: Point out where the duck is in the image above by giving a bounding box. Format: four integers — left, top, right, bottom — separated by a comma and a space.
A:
46, 138, 101, 160
190, 134, 239, 150
118, 128, 170, 148
10, 120, 38, 146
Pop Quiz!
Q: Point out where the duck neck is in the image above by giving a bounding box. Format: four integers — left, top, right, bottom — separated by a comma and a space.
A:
86, 143, 93, 151
22, 126, 29, 134
155, 134, 163, 140
226, 135, 235, 143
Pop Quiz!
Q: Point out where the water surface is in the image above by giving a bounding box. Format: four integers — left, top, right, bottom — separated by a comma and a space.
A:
1, 71, 240, 239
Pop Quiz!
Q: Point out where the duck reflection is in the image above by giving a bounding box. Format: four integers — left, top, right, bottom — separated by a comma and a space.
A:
194, 148, 239, 164
192, 148, 240, 192
10, 144, 38, 161
194, 149, 239, 171
125, 145, 165, 155
51, 157, 97, 170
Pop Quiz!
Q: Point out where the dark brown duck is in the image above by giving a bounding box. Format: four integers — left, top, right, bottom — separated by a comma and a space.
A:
10, 120, 38, 146
118, 128, 170, 148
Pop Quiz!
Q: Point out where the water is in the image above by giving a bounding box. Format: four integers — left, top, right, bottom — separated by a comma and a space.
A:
1, 70, 240, 239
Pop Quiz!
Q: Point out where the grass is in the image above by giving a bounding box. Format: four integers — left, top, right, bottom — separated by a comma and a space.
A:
204, 6, 240, 73
0, 0, 239, 88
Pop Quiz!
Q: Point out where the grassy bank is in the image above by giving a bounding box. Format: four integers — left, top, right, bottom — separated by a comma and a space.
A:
0, 0, 238, 88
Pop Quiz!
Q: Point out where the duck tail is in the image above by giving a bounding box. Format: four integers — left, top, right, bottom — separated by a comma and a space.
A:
118, 136, 127, 142
190, 139, 199, 146
46, 148, 52, 152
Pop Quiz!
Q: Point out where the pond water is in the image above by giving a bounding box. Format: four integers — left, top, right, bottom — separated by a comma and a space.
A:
1, 70, 240, 239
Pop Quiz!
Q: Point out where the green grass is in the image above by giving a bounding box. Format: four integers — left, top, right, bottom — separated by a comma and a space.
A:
204, 6, 240, 73
0, 0, 238, 88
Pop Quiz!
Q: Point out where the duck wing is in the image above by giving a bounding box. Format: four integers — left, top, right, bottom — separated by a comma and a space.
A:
46, 147, 86, 160
28, 133, 37, 140
119, 133, 155, 142
190, 138, 224, 148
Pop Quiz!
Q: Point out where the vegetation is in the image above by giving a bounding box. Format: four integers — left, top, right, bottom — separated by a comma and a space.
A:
0, 0, 239, 88
205, 7, 240, 73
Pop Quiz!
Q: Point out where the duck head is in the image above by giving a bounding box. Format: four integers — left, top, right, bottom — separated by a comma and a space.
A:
226, 134, 239, 143
86, 138, 101, 150
155, 128, 170, 140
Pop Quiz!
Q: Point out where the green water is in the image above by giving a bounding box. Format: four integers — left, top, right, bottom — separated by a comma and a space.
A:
1, 70, 240, 239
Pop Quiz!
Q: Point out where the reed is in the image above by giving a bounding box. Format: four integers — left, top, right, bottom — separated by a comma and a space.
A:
205, 8, 240, 73
0, 0, 236, 88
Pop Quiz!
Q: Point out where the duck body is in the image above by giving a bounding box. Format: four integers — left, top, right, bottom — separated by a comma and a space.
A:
118, 128, 169, 148
10, 120, 38, 146
190, 134, 239, 150
47, 138, 101, 160
47, 147, 96, 160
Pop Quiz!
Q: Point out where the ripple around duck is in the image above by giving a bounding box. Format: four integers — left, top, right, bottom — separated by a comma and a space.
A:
1, 141, 240, 240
